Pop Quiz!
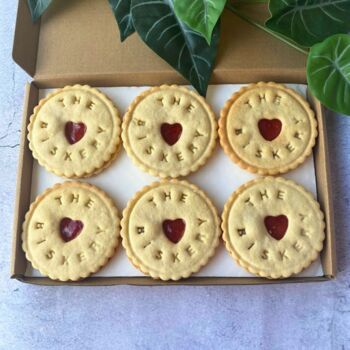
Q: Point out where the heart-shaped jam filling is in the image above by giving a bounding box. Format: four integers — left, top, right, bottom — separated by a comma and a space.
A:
160, 123, 183, 146
162, 219, 185, 243
60, 217, 84, 242
258, 119, 282, 141
264, 215, 288, 240
65, 121, 87, 144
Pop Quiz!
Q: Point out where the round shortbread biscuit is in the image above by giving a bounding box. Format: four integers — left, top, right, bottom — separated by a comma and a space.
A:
121, 180, 221, 280
22, 182, 120, 281
122, 85, 217, 178
28, 85, 121, 178
222, 177, 325, 279
219, 82, 317, 175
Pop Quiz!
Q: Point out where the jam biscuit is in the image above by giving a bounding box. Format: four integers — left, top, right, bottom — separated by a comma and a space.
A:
122, 85, 217, 178
121, 180, 221, 280
22, 182, 120, 281
28, 85, 121, 178
222, 177, 325, 279
219, 82, 317, 175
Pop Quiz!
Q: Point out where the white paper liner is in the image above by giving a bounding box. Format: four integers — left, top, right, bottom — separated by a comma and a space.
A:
25, 84, 324, 279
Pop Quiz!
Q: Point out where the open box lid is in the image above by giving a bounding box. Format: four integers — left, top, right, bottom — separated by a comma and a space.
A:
12, 0, 307, 87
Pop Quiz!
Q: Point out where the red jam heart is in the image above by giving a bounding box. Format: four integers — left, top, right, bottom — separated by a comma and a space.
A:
162, 219, 185, 243
258, 119, 282, 141
60, 217, 84, 242
160, 123, 183, 146
65, 122, 87, 144
264, 215, 288, 240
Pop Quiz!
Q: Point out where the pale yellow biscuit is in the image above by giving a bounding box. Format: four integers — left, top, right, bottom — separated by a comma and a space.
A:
222, 177, 325, 279
22, 182, 120, 281
28, 85, 121, 178
219, 82, 317, 175
122, 85, 217, 178
121, 180, 221, 280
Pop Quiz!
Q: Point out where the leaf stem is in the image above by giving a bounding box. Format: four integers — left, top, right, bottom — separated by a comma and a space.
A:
225, 3, 309, 55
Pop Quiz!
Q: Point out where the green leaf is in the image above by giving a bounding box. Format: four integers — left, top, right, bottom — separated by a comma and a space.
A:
27, 0, 52, 21
266, 0, 350, 47
131, 0, 220, 96
307, 34, 350, 115
173, 0, 225, 44
108, 0, 135, 41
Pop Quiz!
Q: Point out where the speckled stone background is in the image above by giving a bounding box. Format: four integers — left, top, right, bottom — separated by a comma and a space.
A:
1, 2, 350, 349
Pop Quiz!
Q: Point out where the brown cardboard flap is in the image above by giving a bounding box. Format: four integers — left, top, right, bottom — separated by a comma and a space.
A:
14, 0, 307, 86
308, 92, 336, 278
12, 275, 329, 286
11, 83, 37, 277
12, 0, 40, 77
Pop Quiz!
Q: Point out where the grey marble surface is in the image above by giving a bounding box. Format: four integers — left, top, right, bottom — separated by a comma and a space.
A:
1, 2, 350, 350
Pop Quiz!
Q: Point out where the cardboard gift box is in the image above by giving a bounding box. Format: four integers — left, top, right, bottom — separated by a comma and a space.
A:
11, 0, 336, 285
